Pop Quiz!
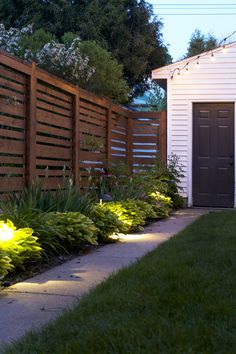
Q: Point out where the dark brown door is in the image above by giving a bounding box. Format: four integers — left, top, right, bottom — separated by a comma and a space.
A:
193, 103, 234, 207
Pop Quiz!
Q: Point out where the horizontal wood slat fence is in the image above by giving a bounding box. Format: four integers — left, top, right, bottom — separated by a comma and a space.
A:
0, 50, 167, 196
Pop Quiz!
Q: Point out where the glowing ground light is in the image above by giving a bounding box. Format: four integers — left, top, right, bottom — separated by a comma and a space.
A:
0, 220, 15, 242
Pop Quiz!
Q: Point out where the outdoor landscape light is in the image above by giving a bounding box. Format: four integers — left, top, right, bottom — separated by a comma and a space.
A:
0, 221, 14, 242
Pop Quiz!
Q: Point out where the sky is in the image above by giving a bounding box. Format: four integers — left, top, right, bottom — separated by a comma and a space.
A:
147, 0, 236, 61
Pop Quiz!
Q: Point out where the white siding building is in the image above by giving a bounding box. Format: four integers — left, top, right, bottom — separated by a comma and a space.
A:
152, 42, 236, 208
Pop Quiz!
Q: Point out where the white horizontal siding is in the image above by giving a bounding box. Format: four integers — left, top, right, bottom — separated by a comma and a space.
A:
163, 43, 236, 205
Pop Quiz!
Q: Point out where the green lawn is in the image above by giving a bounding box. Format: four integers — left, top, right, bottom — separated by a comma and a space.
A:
4, 211, 236, 354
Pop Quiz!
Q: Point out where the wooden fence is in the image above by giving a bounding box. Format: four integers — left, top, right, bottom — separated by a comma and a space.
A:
0, 49, 166, 195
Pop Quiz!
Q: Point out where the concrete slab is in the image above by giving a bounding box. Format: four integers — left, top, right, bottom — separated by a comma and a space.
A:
0, 208, 208, 346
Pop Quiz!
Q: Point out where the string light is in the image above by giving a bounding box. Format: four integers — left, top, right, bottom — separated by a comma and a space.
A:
195, 56, 200, 68
170, 29, 236, 79
222, 39, 227, 53
210, 51, 215, 62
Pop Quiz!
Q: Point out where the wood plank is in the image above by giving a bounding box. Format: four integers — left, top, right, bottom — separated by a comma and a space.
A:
36, 122, 72, 139
0, 176, 25, 191
0, 65, 26, 84
111, 131, 127, 141
0, 115, 25, 129
37, 91, 72, 110
37, 177, 68, 189
0, 156, 25, 164
79, 99, 107, 116
133, 127, 159, 134
0, 86, 25, 101
132, 135, 158, 143
0, 139, 24, 154
37, 109, 72, 130
79, 107, 106, 125
25, 62, 37, 184
160, 110, 167, 164
80, 162, 104, 169
0, 50, 31, 75
36, 68, 76, 95
72, 87, 80, 186
132, 157, 157, 164
111, 141, 127, 150
110, 103, 129, 117
0, 128, 24, 140
79, 90, 109, 109
36, 169, 71, 177
37, 99, 72, 118
37, 82, 72, 103
0, 101, 25, 117
36, 134, 71, 147
0, 166, 25, 174
80, 151, 105, 162
80, 122, 106, 137
127, 115, 133, 171
36, 158, 71, 167
36, 144, 72, 160
0, 76, 25, 92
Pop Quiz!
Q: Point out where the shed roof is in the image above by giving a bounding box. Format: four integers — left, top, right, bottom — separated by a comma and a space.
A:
152, 41, 236, 80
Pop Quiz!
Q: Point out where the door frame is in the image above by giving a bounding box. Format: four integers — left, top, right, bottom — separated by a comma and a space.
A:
187, 100, 236, 207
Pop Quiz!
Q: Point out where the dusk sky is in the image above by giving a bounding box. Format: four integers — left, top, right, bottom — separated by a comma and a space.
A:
148, 0, 236, 61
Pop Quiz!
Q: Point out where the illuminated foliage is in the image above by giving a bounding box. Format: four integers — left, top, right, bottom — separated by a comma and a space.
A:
0, 220, 41, 270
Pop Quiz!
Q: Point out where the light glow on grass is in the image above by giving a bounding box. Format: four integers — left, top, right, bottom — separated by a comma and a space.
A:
0, 220, 15, 242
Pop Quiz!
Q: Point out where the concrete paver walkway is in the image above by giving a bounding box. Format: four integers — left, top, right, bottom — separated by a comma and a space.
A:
0, 209, 208, 346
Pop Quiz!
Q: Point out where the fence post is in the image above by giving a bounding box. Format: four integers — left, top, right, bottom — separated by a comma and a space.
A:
106, 103, 112, 168
160, 110, 167, 164
25, 61, 37, 186
72, 85, 80, 187
127, 113, 133, 173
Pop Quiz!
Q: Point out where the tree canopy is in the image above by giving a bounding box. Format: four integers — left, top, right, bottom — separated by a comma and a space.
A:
0, 25, 129, 103
185, 29, 218, 58
0, 0, 171, 97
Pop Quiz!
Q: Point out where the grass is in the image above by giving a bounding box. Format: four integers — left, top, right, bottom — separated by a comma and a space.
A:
4, 211, 236, 354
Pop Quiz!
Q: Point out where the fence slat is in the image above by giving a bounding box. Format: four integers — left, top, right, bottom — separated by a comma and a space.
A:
25, 62, 37, 185
0, 49, 167, 195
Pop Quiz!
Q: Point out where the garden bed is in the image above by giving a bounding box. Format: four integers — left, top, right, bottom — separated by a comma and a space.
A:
4, 211, 236, 353
0, 158, 184, 286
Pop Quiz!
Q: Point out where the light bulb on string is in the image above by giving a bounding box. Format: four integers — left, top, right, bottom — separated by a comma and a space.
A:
176, 68, 181, 79
185, 63, 190, 74
196, 56, 200, 69
222, 39, 227, 53
211, 52, 215, 62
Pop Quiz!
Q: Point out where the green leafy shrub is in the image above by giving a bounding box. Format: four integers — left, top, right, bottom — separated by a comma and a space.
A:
0, 249, 13, 280
89, 204, 125, 242
0, 207, 67, 257
105, 200, 147, 232
45, 212, 98, 250
145, 192, 172, 219
0, 220, 41, 270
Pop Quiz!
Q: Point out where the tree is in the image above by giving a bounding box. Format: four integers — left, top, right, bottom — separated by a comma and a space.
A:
77, 0, 171, 97
146, 83, 167, 111
185, 29, 218, 58
78, 41, 130, 103
0, 24, 130, 102
0, 0, 171, 98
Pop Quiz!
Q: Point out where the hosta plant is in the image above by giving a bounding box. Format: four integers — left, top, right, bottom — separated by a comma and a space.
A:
89, 204, 125, 242
45, 212, 98, 250
0, 219, 42, 270
0, 249, 13, 280
105, 200, 147, 232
